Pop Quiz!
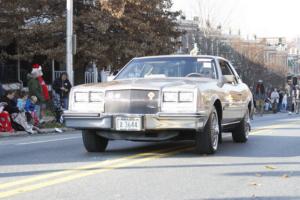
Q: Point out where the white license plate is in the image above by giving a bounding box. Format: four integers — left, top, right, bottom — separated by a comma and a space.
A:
115, 117, 142, 131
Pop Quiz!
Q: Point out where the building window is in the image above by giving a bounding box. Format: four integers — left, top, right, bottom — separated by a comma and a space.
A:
83, 0, 96, 6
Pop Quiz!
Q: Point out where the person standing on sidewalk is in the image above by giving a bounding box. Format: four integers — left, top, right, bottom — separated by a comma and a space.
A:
27, 64, 50, 122
286, 79, 295, 115
52, 72, 72, 123
278, 90, 284, 112
294, 85, 300, 114
255, 80, 266, 116
25, 96, 40, 126
53, 72, 72, 110
270, 88, 279, 113
282, 92, 288, 112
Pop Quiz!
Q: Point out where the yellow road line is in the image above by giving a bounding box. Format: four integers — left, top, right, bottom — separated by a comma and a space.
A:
0, 145, 190, 190
0, 146, 192, 199
251, 120, 299, 135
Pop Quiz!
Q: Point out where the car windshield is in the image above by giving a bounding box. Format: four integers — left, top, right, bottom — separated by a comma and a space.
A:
115, 57, 217, 80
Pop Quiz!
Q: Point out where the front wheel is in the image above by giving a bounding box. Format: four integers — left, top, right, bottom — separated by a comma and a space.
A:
82, 130, 109, 152
195, 107, 220, 154
232, 109, 250, 143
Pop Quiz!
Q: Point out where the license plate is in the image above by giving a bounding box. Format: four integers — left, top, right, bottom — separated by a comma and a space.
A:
115, 117, 142, 131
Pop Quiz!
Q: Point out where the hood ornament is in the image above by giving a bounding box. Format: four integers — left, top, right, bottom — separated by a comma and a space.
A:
148, 92, 155, 100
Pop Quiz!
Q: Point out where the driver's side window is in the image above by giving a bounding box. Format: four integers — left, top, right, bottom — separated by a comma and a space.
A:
219, 60, 238, 84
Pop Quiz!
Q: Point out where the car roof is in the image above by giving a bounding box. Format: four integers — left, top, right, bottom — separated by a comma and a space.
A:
134, 55, 226, 60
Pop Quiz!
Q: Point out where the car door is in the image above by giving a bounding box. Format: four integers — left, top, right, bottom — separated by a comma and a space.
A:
228, 62, 251, 117
218, 59, 243, 124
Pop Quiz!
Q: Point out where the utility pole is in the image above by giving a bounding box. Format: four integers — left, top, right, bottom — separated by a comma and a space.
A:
66, 0, 74, 85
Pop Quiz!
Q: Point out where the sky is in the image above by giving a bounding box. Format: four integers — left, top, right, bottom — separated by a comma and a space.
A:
172, 0, 300, 39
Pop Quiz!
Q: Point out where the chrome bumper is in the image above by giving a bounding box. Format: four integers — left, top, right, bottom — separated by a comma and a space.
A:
63, 111, 208, 131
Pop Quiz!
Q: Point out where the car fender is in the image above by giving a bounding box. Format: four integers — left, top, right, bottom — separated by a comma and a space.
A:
209, 94, 223, 120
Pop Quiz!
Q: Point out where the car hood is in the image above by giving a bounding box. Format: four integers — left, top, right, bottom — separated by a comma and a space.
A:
74, 78, 216, 91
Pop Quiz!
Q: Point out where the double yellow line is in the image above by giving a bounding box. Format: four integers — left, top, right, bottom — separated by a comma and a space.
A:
0, 145, 193, 199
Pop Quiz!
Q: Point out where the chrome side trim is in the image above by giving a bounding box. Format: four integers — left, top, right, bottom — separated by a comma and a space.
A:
158, 112, 205, 118
63, 112, 101, 119
221, 121, 241, 126
64, 112, 206, 119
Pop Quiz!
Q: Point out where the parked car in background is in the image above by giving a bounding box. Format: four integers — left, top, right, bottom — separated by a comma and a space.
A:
64, 55, 253, 154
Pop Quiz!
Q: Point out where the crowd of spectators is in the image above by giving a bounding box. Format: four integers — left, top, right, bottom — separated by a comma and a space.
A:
253, 79, 300, 116
0, 64, 72, 134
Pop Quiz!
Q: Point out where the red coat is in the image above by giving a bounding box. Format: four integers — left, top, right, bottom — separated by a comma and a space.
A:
38, 76, 50, 101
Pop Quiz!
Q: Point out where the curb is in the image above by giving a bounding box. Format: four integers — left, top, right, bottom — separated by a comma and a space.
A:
0, 128, 76, 138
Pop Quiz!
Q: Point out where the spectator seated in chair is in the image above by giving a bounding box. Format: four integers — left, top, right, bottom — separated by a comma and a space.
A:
0, 90, 36, 134
0, 102, 14, 133
17, 91, 29, 112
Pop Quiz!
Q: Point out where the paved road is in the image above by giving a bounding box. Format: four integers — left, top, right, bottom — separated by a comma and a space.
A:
0, 113, 300, 200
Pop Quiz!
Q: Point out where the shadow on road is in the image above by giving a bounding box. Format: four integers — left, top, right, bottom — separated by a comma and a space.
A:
201, 197, 300, 200
0, 169, 64, 178
0, 140, 192, 166
1, 160, 300, 178
222, 170, 300, 177
218, 134, 300, 158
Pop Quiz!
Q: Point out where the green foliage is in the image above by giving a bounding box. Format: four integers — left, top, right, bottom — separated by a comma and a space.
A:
0, 0, 182, 70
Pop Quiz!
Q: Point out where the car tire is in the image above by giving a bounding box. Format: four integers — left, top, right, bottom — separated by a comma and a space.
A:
232, 109, 250, 143
195, 107, 220, 154
82, 130, 109, 152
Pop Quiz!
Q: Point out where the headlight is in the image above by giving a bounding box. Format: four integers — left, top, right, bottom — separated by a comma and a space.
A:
75, 92, 89, 102
179, 92, 194, 102
90, 92, 104, 102
163, 92, 194, 102
163, 92, 178, 102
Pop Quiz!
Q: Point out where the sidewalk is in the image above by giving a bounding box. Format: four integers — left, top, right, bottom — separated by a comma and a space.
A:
0, 127, 75, 138
0, 116, 75, 138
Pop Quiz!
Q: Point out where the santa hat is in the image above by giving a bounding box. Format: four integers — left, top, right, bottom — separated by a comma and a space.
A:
32, 64, 41, 69
31, 64, 43, 77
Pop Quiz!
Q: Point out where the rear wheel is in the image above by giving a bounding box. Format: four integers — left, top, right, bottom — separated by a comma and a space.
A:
232, 109, 250, 143
82, 130, 109, 152
195, 107, 220, 154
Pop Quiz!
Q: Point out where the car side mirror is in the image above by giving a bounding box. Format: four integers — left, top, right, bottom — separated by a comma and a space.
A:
113, 70, 119, 76
223, 75, 235, 84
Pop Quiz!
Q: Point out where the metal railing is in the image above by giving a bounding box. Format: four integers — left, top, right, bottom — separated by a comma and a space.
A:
85, 71, 98, 83
54, 71, 66, 80
53, 70, 110, 84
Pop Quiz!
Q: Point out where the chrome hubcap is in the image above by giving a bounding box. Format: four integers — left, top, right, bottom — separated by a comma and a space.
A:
211, 113, 219, 151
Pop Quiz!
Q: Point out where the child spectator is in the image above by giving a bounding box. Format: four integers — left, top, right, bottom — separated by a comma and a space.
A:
17, 91, 29, 112
0, 90, 36, 134
25, 96, 39, 126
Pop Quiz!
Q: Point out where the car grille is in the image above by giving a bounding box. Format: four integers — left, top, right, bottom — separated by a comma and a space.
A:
105, 90, 160, 114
